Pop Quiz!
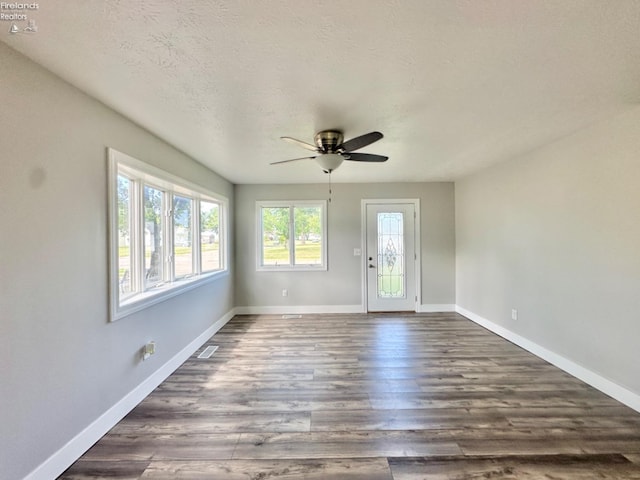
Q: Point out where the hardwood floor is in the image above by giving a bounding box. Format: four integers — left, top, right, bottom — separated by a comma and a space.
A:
59, 313, 640, 479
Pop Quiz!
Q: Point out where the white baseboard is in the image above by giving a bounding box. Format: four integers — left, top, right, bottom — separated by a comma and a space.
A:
418, 304, 456, 313
455, 305, 640, 414
236, 304, 457, 315
235, 305, 365, 315
24, 308, 237, 480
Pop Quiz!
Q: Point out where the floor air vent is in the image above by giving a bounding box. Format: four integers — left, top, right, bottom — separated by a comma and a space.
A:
197, 345, 218, 359
282, 314, 302, 319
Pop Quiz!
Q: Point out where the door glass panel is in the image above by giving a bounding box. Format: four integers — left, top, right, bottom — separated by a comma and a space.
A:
377, 212, 405, 298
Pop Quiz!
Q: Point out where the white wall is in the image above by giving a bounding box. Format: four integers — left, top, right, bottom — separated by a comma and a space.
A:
456, 106, 640, 399
0, 44, 234, 479
235, 182, 455, 311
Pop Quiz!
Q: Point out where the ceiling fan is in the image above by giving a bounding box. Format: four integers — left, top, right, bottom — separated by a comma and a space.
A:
271, 130, 388, 173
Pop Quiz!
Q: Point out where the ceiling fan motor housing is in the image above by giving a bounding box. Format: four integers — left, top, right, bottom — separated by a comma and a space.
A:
314, 130, 344, 152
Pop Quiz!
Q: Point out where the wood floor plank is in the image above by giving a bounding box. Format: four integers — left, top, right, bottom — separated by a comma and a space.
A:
627, 453, 640, 463
388, 455, 640, 480
138, 458, 393, 479
457, 438, 586, 456
110, 412, 311, 435
200, 378, 422, 394
506, 409, 640, 429
79, 433, 240, 461
57, 460, 150, 480
58, 313, 640, 480
191, 391, 372, 412
368, 390, 620, 410
311, 408, 511, 432
232, 431, 462, 459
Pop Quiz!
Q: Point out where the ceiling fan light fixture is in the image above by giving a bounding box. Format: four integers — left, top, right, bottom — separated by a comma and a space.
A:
315, 153, 344, 173
275, 130, 386, 172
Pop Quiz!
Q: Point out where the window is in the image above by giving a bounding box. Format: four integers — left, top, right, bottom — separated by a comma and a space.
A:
144, 184, 164, 288
257, 201, 327, 270
109, 148, 228, 321
172, 194, 193, 279
200, 200, 221, 272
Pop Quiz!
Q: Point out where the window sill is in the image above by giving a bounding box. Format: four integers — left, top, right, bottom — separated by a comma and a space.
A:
257, 265, 327, 272
111, 270, 228, 321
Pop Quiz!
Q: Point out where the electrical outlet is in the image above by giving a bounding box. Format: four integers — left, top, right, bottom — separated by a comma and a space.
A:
142, 341, 156, 361
282, 289, 288, 297
511, 309, 518, 321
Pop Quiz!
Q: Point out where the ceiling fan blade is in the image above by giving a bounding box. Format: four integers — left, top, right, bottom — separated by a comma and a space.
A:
340, 131, 383, 152
281, 136, 320, 152
345, 152, 388, 162
270, 156, 317, 165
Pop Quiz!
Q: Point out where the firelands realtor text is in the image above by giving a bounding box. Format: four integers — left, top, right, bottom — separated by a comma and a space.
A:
0, 2, 38, 21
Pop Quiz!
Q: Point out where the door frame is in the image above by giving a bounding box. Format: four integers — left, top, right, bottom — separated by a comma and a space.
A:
361, 198, 421, 312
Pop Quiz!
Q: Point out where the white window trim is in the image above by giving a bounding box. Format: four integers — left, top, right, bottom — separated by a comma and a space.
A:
108, 148, 228, 321
256, 200, 328, 271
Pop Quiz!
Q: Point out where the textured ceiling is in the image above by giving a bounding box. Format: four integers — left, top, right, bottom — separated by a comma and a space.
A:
3, 1, 640, 184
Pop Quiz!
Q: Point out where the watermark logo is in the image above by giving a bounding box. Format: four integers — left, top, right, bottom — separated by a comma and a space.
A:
1, 2, 39, 35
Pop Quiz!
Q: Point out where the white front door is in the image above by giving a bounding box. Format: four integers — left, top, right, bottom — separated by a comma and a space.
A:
365, 202, 417, 312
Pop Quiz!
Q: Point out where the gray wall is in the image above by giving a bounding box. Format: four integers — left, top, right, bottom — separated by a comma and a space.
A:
455, 106, 640, 396
235, 182, 455, 309
0, 44, 234, 479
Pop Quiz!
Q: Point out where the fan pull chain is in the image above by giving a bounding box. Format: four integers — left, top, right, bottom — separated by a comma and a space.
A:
328, 171, 332, 203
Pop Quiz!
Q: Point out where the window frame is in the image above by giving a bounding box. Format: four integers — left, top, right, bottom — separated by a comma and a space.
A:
256, 200, 328, 271
108, 148, 228, 321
